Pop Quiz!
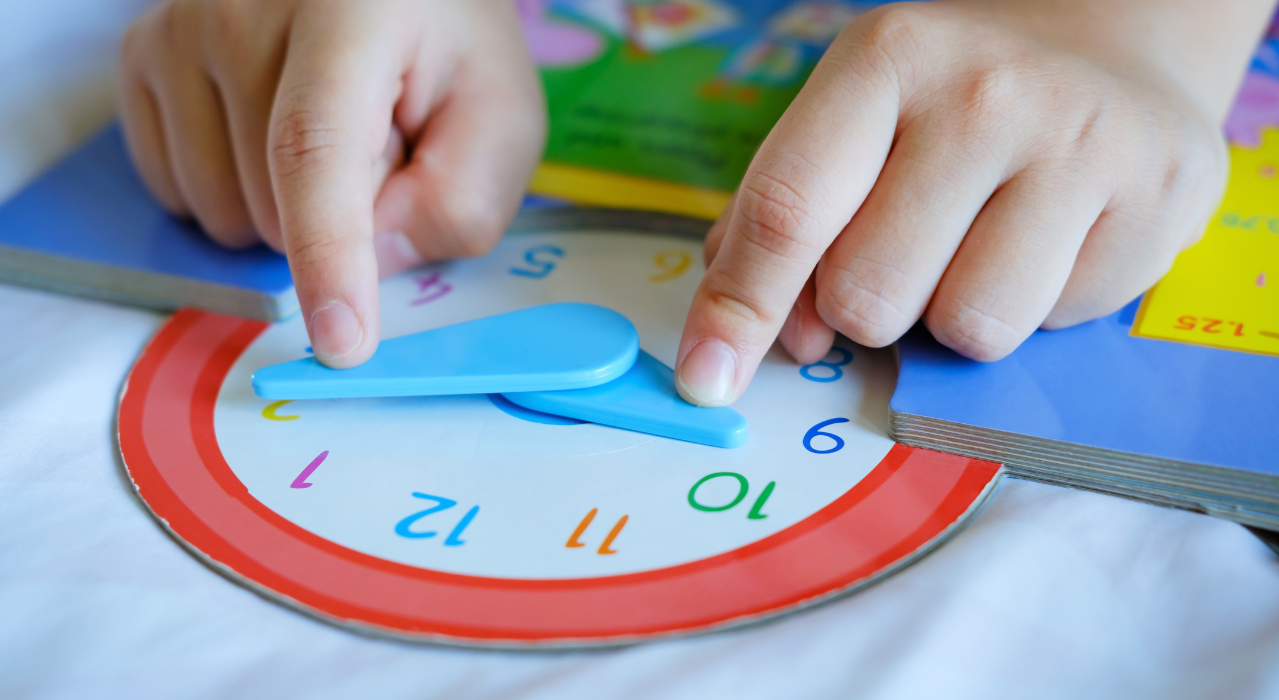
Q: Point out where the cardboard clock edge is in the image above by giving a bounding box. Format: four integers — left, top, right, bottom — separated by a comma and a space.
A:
119, 428, 1005, 650
107, 220, 1003, 649
115, 334, 1005, 650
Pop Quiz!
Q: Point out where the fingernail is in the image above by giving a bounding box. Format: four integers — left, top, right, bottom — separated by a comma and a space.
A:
310, 301, 364, 364
373, 230, 423, 278
676, 338, 738, 407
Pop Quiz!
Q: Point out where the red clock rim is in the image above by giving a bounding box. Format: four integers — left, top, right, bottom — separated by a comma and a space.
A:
118, 308, 1001, 646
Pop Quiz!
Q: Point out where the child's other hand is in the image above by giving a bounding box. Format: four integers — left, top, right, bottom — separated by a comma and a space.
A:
674, 0, 1272, 407
118, 0, 545, 367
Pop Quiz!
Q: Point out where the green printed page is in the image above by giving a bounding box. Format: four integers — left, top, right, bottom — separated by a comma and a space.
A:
521, 0, 887, 215
541, 40, 793, 191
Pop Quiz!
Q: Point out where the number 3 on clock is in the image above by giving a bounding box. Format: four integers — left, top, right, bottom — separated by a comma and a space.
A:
650, 250, 691, 283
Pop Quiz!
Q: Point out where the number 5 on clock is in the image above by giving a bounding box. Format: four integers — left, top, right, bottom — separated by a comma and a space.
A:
509, 245, 564, 279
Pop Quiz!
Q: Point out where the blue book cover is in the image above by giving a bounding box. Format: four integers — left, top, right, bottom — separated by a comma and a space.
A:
888, 23, 1279, 528
890, 17, 1279, 527
0, 123, 296, 320
890, 301, 1279, 525
892, 299, 1279, 471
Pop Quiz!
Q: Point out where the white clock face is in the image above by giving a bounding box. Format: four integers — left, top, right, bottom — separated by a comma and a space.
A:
212, 230, 897, 580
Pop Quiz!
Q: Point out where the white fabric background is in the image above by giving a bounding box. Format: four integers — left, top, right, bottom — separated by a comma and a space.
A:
2, 3, 1278, 698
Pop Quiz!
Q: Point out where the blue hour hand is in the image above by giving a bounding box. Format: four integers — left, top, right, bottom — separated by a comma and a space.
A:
501, 351, 749, 449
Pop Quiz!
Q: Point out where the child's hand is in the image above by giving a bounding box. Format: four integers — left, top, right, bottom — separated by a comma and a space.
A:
674, 0, 1272, 407
118, 0, 546, 367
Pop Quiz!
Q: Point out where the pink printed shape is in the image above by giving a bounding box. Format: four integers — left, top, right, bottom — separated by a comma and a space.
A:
517, 0, 605, 66
291, 451, 329, 489
410, 273, 452, 306
1225, 72, 1279, 147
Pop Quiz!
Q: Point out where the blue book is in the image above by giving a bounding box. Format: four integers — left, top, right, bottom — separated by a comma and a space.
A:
888, 25, 1279, 529
889, 299, 1279, 529
0, 124, 297, 320
0, 124, 707, 321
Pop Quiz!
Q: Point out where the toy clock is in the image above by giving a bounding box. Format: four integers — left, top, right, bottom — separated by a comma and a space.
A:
118, 209, 1001, 648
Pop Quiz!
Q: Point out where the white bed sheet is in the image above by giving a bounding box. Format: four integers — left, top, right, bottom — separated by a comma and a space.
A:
2, 3, 1279, 698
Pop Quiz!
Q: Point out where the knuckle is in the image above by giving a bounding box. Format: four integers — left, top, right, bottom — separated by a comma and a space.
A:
158, 1, 190, 49
956, 62, 1019, 132
168, 191, 250, 247
701, 269, 774, 328
244, 197, 283, 244
834, 4, 931, 88
857, 4, 932, 58
122, 3, 173, 66
286, 232, 345, 270
203, 221, 258, 249
518, 95, 550, 145
432, 190, 508, 258
703, 213, 731, 265
1112, 111, 1227, 251
1038, 81, 1130, 170
816, 258, 915, 347
1158, 155, 1190, 203
194, 200, 255, 247
1054, 99, 1109, 162
1165, 125, 1226, 203
735, 165, 822, 262
1093, 209, 1147, 251
269, 104, 344, 179
254, 219, 286, 252
152, 192, 189, 219
209, 0, 254, 35
448, 228, 503, 258
1180, 222, 1207, 250
928, 298, 1023, 362
203, 0, 261, 67
1025, 64, 1114, 161
120, 23, 147, 66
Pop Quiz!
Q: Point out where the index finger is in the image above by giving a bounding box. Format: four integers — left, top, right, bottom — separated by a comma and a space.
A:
268, 7, 400, 368
673, 14, 902, 406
